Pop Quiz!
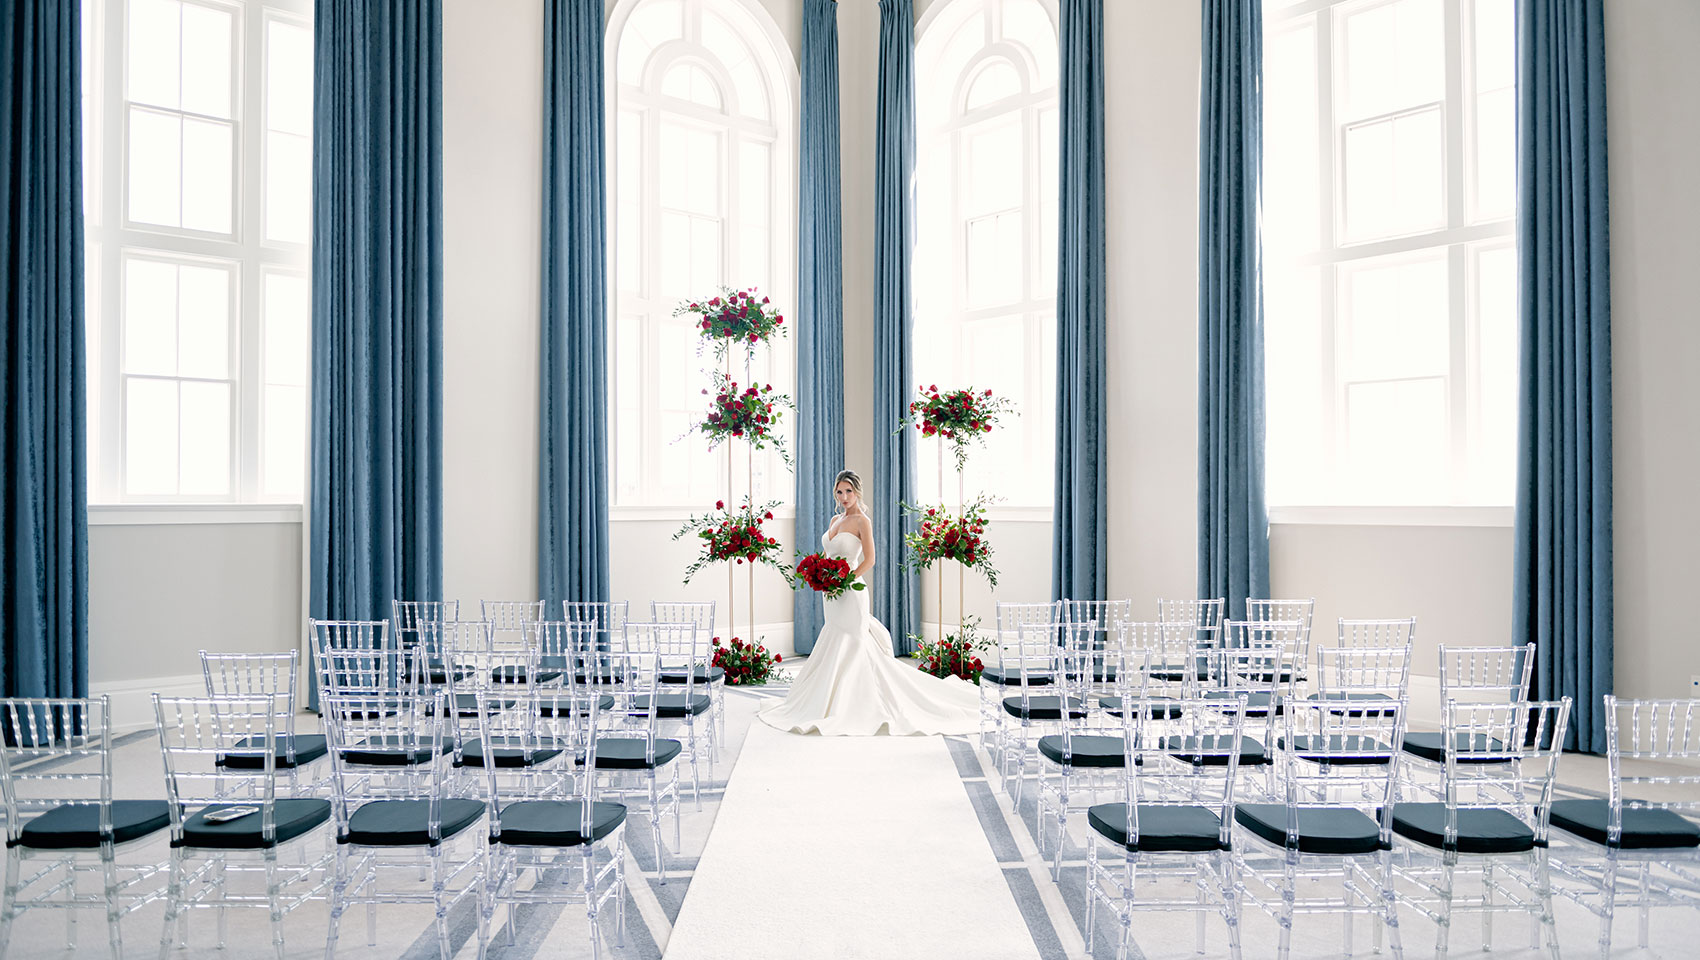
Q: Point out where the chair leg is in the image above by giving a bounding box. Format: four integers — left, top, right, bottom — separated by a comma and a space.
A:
1117, 855, 1137, 960
1379, 849, 1404, 960
615, 831, 628, 948
159, 849, 184, 960
1435, 853, 1456, 957
1196, 870, 1208, 954
1536, 849, 1560, 960
1277, 850, 1298, 960
264, 850, 286, 960
1342, 870, 1354, 957
431, 846, 452, 960
1218, 851, 1244, 960
324, 845, 348, 960
101, 847, 124, 960
1638, 860, 1652, 948
1052, 769, 1068, 880
1598, 855, 1618, 960
1084, 841, 1099, 953
1481, 861, 1494, 952
583, 844, 599, 960
649, 771, 667, 885
688, 717, 702, 810
0, 851, 18, 960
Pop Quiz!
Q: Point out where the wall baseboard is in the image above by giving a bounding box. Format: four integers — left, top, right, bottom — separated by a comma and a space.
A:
92, 673, 206, 734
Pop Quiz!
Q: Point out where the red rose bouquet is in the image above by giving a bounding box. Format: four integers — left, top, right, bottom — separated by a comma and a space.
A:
911, 619, 990, 684
711, 636, 784, 685
674, 288, 786, 360
673, 499, 788, 583
899, 385, 1018, 470
900, 496, 999, 587
790, 552, 865, 601
693, 372, 794, 467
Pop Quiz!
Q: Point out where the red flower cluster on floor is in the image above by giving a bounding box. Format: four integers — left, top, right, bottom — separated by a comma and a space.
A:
675, 288, 786, 356
913, 626, 988, 685
900, 497, 1000, 587
711, 636, 782, 685
790, 552, 865, 601
673, 499, 787, 583
902, 385, 1017, 469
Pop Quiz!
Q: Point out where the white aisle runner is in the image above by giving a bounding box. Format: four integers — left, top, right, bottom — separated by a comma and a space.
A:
664, 724, 1041, 960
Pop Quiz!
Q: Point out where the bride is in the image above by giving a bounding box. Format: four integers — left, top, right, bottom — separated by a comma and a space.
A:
760, 470, 981, 736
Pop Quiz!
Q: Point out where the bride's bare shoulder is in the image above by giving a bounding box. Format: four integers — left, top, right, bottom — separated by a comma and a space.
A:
843, 513, 872, 535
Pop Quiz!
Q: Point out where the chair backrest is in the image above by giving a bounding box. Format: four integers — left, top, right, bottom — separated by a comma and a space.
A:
313, 636, 417, 700
391, 600, 459, 648
320, 691, 453, 816
0, 697, 114, 845
1437, 643, 1534, 704
1271, 698, 1406, 841
481, 600, 546, 649
308, 618, 390, 653
153, 694, 291, 844
631, 621, 700, 696
199, 650, 301, 756
563, 601, 631, 652
1336, 617, 1416, 649
1604, 697, 1700, 839
610, 648, 665, 746
1112, 696, 1249, 850
1156, 598, 1225, 648
1439, 698, 1571, 845
533, 619, 596, 684
1245, 598, 1316, 680
1114, 620, 1200, 700
1216, 620, 1299, 692
477, 689, 600, 841
1315, 644, 1411, 701
651, 601, 716, 640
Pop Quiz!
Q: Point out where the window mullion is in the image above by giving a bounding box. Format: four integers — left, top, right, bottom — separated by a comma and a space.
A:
1315, 7, 1340, 499
238, 0, 264, 502
101, 0, 126, 503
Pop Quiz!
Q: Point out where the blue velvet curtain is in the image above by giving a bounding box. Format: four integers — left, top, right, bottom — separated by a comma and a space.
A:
0, 0, 89, 700
1052, 0, 1107, 607
1514, 0, 1612, 754
309, 0, 444, 705
539, 0, 611, 609
793, 0, 846, 656
1196, 0, 1269, 620
873, 0, 919, 657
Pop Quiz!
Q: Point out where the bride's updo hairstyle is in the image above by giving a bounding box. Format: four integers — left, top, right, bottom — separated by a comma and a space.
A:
833, 470, 864, 513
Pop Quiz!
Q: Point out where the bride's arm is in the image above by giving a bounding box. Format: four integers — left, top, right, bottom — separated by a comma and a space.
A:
854, 518, 876, 579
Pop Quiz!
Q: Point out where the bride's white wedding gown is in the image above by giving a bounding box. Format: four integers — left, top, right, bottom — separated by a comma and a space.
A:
759, 530, 981, 736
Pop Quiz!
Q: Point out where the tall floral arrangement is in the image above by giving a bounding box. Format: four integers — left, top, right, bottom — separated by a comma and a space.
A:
899, 385, 1018, 470
673, 499, 787, 583
691, 373, 794, 468
674, 287, 786, 360
900, 497, 999, 588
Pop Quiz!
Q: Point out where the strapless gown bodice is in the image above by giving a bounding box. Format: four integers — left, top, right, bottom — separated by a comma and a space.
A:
758, 529, 980, 736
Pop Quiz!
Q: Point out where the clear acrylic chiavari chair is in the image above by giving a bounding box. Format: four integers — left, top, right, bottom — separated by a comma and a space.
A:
593, 648, 684, 884
1098, 621, 1195, 728
626, 622, 712, 805
1037, 636, 1137, 877
1549, 696, 1700, 958
983, 601, 1063, 756
564, 601, 632, 656
444, 623, 545, 777
480, 600, 546, 652
320, 691, 487, 960
1386, 698, 1570, 959
1400, 643, 1534, 775
1063, 599, 1135, 695
475, 688, 626, 960
1310, 643, 1412, 714
152, 694, 333, 959
1337, 616, 1417, 649
199, 649, 328, 795
392, 601, 460, 688
1157, 597, 1226, 644
1084, 693, 1251, 960
0, 697, 169, 960
1000, 620, 1092, 808
651, 601, 725, 739
1245, 598, 1316, 693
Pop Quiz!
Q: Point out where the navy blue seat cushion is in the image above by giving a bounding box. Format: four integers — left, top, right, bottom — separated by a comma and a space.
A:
1002, 696, 1087, 721
1038, 735, 1126, 768
538, 694, 616, 717
588, 737, 682, 770
1389, 803, 1536, 854
1162, 734, 1268, 767
494, 800, 626, 847
1235, 803, 1387, 855
1400, 732, 1510, 764
219, 733, 330, 770
1088, 803, 1226, 852
1098, 696, 1180, 719
1548, 799, 1700, 850
661, 666, 725, 684
1278, 735, 1394, 764
1202, 690, 1280, 716
979, 669, 1052, 687
453, 693, 516, 717
340, 799, 486, 847
629, 694, 711, 718
12, 801, 172, 849
176, 799, 331, 849
490, 667, 565, 684
457, 738, 565, 768
341, 737, 454, 766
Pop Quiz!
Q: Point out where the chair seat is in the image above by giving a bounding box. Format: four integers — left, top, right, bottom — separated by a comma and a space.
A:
1389, 803, 1537, 854
1279, 735, 1394, 765
1399, 731, 1511, 764
1038, 734, 1126, 768
1088, 803, 1227, 852
1162, 734, 1268, 767
341, 737, 454, 766
661, 666, 725, 684
1235, 803, 1386, 855
495, 800, 626, 847
629, 694, 712, 718
1202, 690, 1280, 715
1305, 691, 1398, 716
1002, 695, 1087, 721
453, 693, 516, 716
177, 799, 332, 849
1548, 798, 1700, 850
979, 668, 1052, 687
539, 694, 616, 717
1098, 696, 1181, 720
219, 733, 330, 770
12, 801, 171, 849
491, 668, 565, 684
589, 737, 682, 770
340, 798, 486, 847
457, 738, 566, 768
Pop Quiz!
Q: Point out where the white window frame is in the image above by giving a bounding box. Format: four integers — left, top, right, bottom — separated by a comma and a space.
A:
1264, 0, 1516, 523
913, 0, 1060, 512
606, 0, 799, 516
84, 0, 312, 507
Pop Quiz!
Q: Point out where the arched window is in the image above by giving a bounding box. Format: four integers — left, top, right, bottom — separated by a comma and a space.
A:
914, 0, 1058, 507
608, 0, 796, 507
